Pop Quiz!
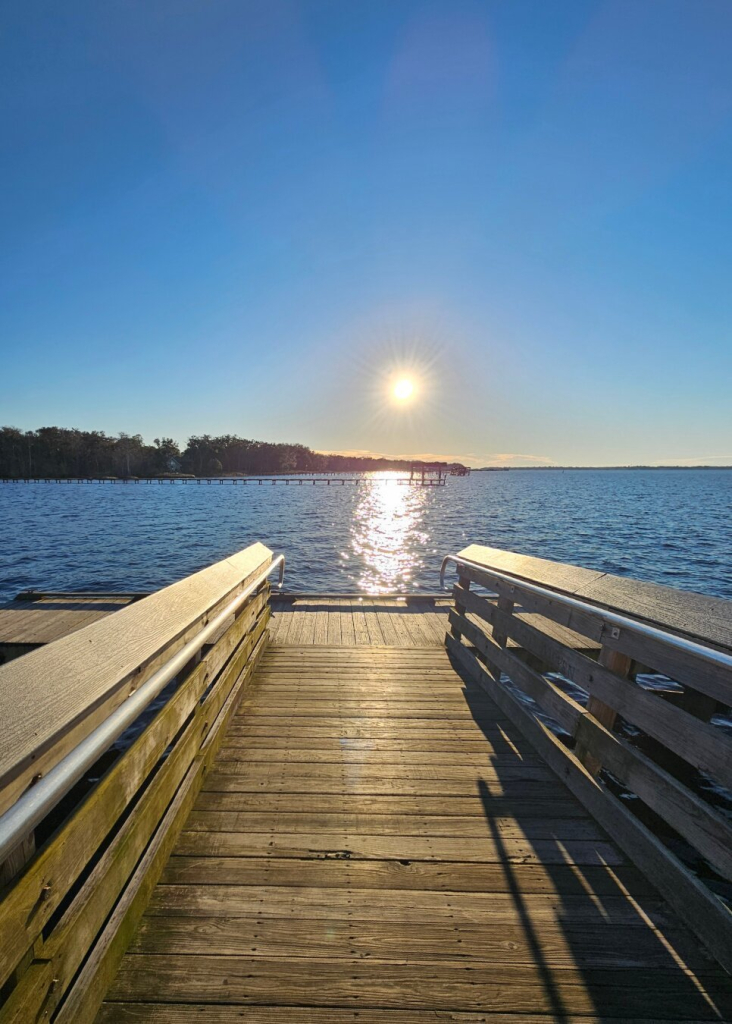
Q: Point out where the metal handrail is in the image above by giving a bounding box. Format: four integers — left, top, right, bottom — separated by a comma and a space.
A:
0, 554, 285, 864
440, 553, 732, 673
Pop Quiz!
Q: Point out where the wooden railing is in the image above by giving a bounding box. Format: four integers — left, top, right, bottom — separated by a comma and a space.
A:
444, 543, 732, 974
0, 543, 276, 1023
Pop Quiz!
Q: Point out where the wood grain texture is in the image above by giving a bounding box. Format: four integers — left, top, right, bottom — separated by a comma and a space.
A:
269, 597, 452, 648
0, 594, 138, 646
0, 542, 273, 814
105, 955, 732, 1017
97, 644, 732, 1022
457, 543, 732, 652
0, 595, 266, 991
447, 633, 732, 975
95, 1008, 732, 1024
452, 591, 732, 882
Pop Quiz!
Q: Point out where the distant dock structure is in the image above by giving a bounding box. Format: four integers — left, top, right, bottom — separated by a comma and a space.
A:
0, 462, 471, 487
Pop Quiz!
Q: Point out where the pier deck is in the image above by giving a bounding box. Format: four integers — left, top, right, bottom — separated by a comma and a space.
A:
0, 591, 144, 664
2, 543, 730, 1023
270, 594, 601, 653
98, 642, 730, 1022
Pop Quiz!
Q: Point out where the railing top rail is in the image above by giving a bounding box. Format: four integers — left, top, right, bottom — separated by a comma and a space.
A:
453, 544, 731, 652
0, 553, 283, 865
0, 542, 277, 816
441, 550, 732, 675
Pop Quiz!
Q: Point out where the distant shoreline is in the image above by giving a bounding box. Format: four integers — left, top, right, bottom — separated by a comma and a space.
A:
474, 465, 732, 471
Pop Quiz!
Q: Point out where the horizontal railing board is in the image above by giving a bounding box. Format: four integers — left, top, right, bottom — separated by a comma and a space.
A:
0, 594, 270, 1024
54, 630, 268, 1024
446, 633, 732, 975
450, 607, 732, 883
453, 586, 732, 788
455, 561, 731, 703
0, 542, 273, 815
457, 544, 732, 653
0, 591, 267, 992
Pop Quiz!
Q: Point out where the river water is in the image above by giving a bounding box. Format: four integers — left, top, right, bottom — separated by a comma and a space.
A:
0, 469, 730, 602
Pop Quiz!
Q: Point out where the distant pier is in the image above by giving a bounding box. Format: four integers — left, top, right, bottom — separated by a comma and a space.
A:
0, 475, 448, 486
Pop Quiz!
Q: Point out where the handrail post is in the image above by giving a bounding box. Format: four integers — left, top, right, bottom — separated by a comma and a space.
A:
450, 574, 469, 642
575, 644, 632, 776
492, 593, 515, 648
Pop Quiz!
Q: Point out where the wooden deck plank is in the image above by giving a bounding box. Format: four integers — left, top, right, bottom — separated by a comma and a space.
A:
95, 1007, 732, 1024
146, 885, 668, 927
105, 956, 732, 1017
313, 605, 329, 645
173, 829, 628, 865
376, 607, 402, 645
0, 594, 139, 646
183, 791, 589, 817
98, 644, 732, 1022
339, 600, 356, 645
184, 809, 605, 840
350, 599, 371, 645
160, 854, 656, 894
129, 914, 711, 969
385, 605, 412, 646
96, 1007, 731, 1024
363, 603, 386, 646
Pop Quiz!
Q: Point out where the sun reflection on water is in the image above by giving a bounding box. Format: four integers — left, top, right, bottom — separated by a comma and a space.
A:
349, 472, 430, 593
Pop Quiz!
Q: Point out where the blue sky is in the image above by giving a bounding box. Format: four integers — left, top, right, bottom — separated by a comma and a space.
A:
1, 0, 731, 466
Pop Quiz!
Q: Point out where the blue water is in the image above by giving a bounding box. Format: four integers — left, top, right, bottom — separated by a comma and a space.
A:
0, 469, 730, 602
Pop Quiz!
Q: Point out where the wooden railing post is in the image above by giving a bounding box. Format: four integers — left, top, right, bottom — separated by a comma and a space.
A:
575, 644, 632, 777
443, 542, 732, 974
492, 593, 515, 648
450, 575, 470, 641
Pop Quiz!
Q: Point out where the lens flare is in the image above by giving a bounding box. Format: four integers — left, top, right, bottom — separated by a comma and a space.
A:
393, 378, 415, 402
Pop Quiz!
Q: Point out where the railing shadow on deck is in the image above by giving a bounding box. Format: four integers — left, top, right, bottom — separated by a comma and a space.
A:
447, 660, 728, 1022
441, 542, 732, 1020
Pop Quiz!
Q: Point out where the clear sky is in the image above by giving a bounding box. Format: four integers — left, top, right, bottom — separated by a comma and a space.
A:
1, 1, 731, 467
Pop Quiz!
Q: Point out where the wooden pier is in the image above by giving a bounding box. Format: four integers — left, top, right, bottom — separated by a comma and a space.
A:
0, 544, 730, 1022
0, 475, 447, 486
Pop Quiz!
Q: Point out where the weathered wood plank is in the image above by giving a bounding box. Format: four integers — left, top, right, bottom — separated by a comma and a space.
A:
145, 884, 667, 926
214, 745, 542, 765
189, 791, 586, 817
206, 760, 556, 782
129, 914, 713, 968
446, 634, 732, 974
173, 829, 625, 865
457, 543, 732, 652
184, 809, 604, 840
201, 772, 570, 798
160, 854, 654, 894
0, 610, 269, 1023
96, 1006, 727, 1024
453, 590, 732, 789
0, 542, 273, 814
0, 593, 266, 990
339, 601, 356, 645
105, 956, 732, 1017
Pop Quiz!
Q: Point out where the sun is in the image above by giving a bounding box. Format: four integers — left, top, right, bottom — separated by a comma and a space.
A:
392, 377, 415, 403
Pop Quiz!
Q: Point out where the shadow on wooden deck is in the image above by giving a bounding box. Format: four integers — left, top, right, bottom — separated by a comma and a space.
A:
96, 643, 731, 1022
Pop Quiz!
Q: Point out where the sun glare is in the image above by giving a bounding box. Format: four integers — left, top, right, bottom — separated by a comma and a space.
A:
393, 378, 415, 402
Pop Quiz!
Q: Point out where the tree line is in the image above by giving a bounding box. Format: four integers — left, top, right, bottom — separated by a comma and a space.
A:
0, 426, 463, 478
